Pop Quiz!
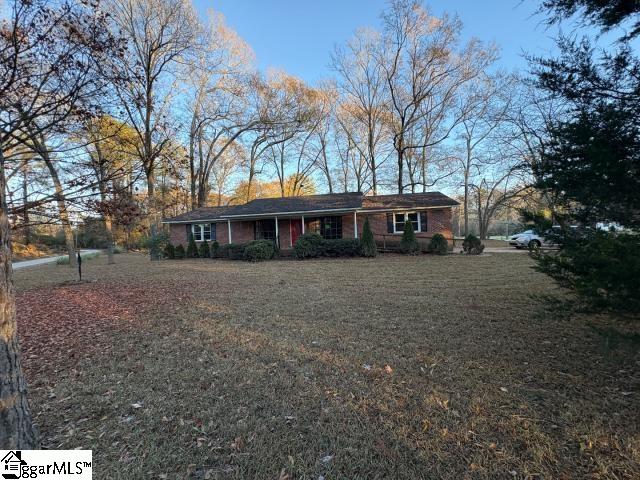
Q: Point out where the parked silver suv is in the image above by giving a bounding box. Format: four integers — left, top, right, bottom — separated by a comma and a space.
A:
508, 229, 545, 250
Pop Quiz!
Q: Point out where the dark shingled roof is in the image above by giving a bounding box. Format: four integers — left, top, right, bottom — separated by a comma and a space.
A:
163, 191, 458, 223
362, 192, 459, 210
223, 192, 363, 217
162, 206, 232, 223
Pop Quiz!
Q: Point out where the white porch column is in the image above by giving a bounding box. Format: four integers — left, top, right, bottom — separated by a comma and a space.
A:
227, 219, 232, 243
301, 215, 305, 234
353, 211, 358, 239
275, 216, 279, 245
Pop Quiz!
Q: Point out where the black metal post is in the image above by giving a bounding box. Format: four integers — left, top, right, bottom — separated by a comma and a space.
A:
77, 250, 82, 281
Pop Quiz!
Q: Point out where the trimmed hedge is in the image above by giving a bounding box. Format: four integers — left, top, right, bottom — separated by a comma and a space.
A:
211, 241, 219, 258
219, 243, 246, 260
294, 233, 325, 259
294, 233, 361, 259
323, 239, 361, 257
244, 240, 276, 262
174, 244, 185, 259
428, 233, 448, 255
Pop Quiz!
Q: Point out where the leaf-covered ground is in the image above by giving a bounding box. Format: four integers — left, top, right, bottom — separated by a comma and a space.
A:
14, 253, 640, 479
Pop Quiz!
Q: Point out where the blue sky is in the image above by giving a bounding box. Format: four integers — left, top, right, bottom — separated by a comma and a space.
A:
193, 0, 558, 84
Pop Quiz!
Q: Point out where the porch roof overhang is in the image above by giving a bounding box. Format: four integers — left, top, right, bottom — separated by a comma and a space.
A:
163, 204, 457, 224
219, 207, 359, 221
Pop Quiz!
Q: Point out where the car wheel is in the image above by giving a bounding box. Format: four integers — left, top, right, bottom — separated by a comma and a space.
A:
528, 240, 541, 251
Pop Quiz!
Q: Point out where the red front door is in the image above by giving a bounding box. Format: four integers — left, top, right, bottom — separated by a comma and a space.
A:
290, 219, 302, 246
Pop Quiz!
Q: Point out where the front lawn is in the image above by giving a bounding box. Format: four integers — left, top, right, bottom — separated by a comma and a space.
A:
15, 253, 640, 479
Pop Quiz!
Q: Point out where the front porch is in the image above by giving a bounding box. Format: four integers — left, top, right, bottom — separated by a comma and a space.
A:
223, 212, 360, 249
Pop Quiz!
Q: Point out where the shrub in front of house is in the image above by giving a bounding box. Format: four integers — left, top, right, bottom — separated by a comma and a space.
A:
164, 243, 175, 259
244, 240, 276, 262
211, 241, 220, 258
359, 217, 377, 257
294, 233, 325, 259
400, 220, 419, 254
199, 240, 210, 258
218, 243, 246, 260
186, 234, 198, 258
428, 233, 448, 255
323, 239, 361, 257
174, 244, 185, 259
462, 234, 485, 255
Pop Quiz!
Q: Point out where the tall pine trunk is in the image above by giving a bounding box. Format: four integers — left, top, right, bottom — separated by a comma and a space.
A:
0, 149, 37, 448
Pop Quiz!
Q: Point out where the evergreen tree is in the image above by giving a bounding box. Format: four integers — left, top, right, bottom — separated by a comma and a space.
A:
400, 220, 419, 254
186, 234, 198, 258
359, 217, 377, 257
199, 240, 210, 258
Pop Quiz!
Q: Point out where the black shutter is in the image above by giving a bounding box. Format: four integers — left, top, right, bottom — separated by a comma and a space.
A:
420, 212, 428, 232
185, 224, 191, 242
386, 213, 394, 233
210, 223, 216, 241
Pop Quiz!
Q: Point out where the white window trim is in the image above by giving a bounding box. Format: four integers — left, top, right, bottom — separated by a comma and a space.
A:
192, 223, 212, 242
393, 211, 421, 234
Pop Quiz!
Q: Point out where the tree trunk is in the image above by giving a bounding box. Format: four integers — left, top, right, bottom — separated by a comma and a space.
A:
105, 215, 115, 265
0, 149, 38, 449
397, 147, 404, 194
21, 164, 30, 245
42, 150, 76, 268
463, 181, 469, 237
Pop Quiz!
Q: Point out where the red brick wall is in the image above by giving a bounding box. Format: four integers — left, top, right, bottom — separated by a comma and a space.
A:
170, 208, 454, 249
169, 224, 188, 247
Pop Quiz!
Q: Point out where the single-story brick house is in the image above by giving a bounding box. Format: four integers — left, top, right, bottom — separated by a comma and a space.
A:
163, 192, 459, 251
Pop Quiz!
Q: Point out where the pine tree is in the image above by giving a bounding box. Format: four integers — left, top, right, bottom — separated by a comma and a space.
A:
199, 239, 210, 258
400, 220, 419, 254
186, 234, 198, 258
359, 217, 377, 257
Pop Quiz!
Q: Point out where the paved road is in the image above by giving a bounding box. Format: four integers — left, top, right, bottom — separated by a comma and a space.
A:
13, 249, 101, 270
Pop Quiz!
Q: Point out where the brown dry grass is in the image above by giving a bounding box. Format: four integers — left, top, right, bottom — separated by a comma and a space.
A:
14, 253, 640, 479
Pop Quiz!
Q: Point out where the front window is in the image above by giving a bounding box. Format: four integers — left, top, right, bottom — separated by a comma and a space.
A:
192, 223, 212, 241
309, 216, 342, 239
256, 219, 277, 240
393, 212, 420, 233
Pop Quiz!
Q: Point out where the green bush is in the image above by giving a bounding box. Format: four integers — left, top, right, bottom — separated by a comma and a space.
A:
428, 233, 448, 255
211, 241, 219, 258
199, 240, 210, 258
244, 240, 276, 262
400, 220, 419, 254
359, 217, 377, 257
113, 245, 125, 254
323, 239, 360, 257
462, 234, 484, 255
294, 233, 325, 259
164, 243, 175, 259
534, 230, 640, 312
186, 234, 198, 258
174, 244, 185, 259
219, 243, 245, 260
